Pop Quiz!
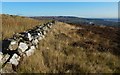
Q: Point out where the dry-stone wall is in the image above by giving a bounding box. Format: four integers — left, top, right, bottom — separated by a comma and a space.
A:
0, 21, 55, 72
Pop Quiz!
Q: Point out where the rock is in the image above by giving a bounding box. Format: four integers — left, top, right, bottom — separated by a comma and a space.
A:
38, 36, 43, 41
27, 33, 33, 41
18, 42, 28, 52
1, 21, 54, 70
0, 52, 3, 69
2, 54, 10, 67
8, 53, 20, 66
43, 31, 47, 35
9, 40, 18, 51
25, 46, 36, 57
43, 26, 48, 31
32, 39, 39, 45
0, 52, 3, 62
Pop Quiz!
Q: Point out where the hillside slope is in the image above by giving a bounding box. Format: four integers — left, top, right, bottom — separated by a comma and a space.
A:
17, 22, 120, 73
2, 14, 49, 40
1, 15, 120, 73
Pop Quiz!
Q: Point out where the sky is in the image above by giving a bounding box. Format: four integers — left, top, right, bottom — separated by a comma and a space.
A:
1, 0, 119, 2
2, 2, 118, 18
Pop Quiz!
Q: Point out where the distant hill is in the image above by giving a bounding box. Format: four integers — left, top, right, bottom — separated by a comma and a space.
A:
103, 18, 118, 22
30, 16, 119, 27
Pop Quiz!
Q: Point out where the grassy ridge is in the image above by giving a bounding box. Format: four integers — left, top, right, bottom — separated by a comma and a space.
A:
2, 14, 49, 40
18, 22, 120, 73
2, 14, 120, 73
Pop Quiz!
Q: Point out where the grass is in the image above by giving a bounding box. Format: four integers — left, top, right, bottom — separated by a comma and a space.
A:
18, 22, 120, 73
2, 14, 120, 73
2, 14, 49, 40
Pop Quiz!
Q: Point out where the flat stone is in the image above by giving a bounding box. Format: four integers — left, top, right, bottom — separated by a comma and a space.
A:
2, 54, 10, 65
9, 53, 20, 66
25, 46, 35, 57
18, 42, 28, 52
0, 52, 3, 69
32, 39, 39, 45
9, 40, 18, 51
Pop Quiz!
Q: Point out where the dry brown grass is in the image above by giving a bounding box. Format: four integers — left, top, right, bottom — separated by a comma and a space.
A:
18, 22, 120, 73
2, 14, 49, 40
2, 14, 120, 73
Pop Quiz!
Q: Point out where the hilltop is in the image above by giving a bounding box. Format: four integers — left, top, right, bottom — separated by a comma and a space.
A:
1, 14, 120, 73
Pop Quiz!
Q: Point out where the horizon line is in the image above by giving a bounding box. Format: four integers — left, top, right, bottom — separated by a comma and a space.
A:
1, 13, 118, 19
